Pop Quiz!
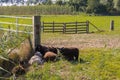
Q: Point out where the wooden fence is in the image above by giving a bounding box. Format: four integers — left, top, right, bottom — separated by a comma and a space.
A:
42, 21, 89, 34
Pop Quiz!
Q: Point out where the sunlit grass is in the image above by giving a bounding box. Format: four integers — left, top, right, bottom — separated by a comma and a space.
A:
0, 16, 32, 31
1, 15, 120, 33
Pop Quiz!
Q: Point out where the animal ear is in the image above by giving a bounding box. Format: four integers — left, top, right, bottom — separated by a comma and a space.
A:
35, 45, 40, 51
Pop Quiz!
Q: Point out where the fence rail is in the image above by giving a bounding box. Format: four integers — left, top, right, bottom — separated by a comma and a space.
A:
0, 15, 32, 19
0, 22, 32, 27
0, 15, 33, 34
42, 21, 89, 34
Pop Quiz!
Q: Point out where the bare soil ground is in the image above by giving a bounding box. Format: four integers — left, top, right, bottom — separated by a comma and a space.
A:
42, 33, 120, 49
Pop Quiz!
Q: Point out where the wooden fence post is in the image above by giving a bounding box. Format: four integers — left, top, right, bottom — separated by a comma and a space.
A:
53, 21, 55, 33
63, 23, 66, 33
86, 21, 89, 33
33, 16, 41, 49
43, 21, 44, 32
110, 20, 114, 31
75, 21, 77, 33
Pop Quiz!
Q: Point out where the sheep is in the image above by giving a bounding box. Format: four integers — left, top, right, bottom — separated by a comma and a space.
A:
58, 47, 79, 61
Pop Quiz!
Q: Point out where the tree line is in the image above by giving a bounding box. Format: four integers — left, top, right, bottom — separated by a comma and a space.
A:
53, 0, 120, 15
0, 0, 120, 15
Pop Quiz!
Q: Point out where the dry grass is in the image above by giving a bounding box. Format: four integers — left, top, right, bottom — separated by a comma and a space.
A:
8, 50, 19, 63
18, 39, 33, 61
8, 37, 34, 64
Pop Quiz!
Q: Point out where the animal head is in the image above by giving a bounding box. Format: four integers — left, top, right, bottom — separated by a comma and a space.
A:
35, 45, 42, 52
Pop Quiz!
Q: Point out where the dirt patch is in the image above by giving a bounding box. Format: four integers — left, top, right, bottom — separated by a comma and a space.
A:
42, 34, 120, 49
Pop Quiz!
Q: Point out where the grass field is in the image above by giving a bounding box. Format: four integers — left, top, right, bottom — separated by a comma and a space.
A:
0, 16, 32, 32
0, 15, 120, 80
0, 15, 120, 32
40, 15, 120, 49
41, 15, 120, 32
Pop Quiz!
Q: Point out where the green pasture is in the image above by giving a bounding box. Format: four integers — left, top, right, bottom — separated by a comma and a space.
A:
41, 15, 120, 32
0, 16, 32, 32
0, 17, 32, 24
0, 15, 120, 79
0, 15, 120, 33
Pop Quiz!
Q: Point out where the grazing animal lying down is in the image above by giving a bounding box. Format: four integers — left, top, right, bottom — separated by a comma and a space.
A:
58, 47, 79, 61
35, 45, 58, 56
43, 51, 57, 62
28, 52, 44, 65
35, 45, 79, 61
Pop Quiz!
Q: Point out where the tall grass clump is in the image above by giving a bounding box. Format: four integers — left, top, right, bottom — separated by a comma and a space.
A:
0, 31, 31, 77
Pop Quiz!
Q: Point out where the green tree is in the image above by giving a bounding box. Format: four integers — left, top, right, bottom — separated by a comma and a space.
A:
86, 0, 100, 13
106, 0, 114, 12
56, 0, 64, 6
94, 4, 107, 14
100, 0, 115, 14
79, 0, 87, 12
68, 0, 87, 12
114, 0, 120, 11
43, 0, 52, 5
100, 0, 108, 5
